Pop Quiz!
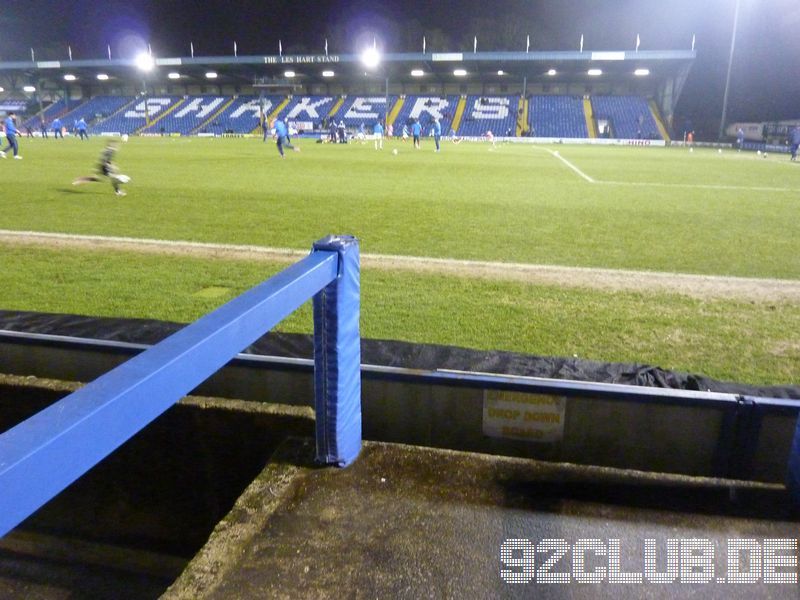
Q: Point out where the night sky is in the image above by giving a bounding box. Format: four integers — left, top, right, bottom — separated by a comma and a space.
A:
2, 0, 799, 133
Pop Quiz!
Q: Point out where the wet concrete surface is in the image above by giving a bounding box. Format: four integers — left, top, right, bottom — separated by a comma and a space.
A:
168, 439, 800, 599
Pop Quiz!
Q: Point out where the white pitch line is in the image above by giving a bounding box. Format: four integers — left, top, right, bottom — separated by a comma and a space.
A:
538, 147, 798, 192
0, 229, 309, 258
541, 147, 596, 183
3, 229, 800, 301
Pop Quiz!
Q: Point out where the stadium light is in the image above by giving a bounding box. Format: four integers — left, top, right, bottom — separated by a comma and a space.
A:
167, 72, 181, 80
411, 69, 424, 77
360, 47, 381, 69
497, 70, 505, 76
547, 69, 557, 76
23, 85, 36, 93
135, 52, 155, 72
96, 73, 109, 81
453, 69, 467, 77
64, 74, 77, 82
634, 68, 650, 77
0, 87, 4, 93
587, 68, 602, 76
284, 70, 296, 78
322, 70, 335, 77
205, 71, 218, 79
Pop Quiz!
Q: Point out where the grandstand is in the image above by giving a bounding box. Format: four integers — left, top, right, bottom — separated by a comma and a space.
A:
529, 95, 588, 138
58, 96, 135, 129
328, 95, 398, 129
5, 91, 682, 140
591, 94, 662, 139
457, 95, 520, 137
140, 95, 228, 135
95, 96, 183, 134
21, 98, 70, 130
198, 95, 282, 134
390, 95, 459, 135
0, 45, 699, 142
274, 95, 338, 131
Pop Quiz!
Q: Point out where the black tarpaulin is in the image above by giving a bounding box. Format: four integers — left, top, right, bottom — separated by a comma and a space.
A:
0, 310, 797, 399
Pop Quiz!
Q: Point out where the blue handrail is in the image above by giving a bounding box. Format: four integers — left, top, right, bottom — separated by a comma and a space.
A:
0, 235, 361, 538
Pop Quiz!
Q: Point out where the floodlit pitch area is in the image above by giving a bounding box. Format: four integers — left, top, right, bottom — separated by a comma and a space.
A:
1, 137, 799, 385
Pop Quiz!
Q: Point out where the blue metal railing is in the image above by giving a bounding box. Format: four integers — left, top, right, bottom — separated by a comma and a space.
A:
0, 235, 361, 538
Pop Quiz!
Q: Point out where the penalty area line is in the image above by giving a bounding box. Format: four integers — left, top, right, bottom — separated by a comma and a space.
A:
537, 147, 798, 192
540, 147, 596, 183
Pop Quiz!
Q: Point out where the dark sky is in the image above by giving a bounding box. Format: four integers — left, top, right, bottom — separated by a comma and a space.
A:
2, 0, 799, 129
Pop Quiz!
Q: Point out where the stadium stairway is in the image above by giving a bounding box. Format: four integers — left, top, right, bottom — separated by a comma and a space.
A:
193, 97, 236, 134
649, 99, 671, 141
457, 96, 519, 137
328, 95, 398, 130
516, 96, 528, 136
386, 96, 405, 128
449, 96, 467, 134
135, 97, 188, 134
591, 95, 660, 139
392, 95, 460, 136
327, 96, 346, 121
208, 95, 278, 135
583, 96, 597, 138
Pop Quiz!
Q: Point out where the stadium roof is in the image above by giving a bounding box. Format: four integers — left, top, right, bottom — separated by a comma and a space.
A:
0, 49, 695, 88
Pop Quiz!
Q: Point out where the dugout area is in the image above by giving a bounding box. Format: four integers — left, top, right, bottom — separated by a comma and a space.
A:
0, 311, 799, 596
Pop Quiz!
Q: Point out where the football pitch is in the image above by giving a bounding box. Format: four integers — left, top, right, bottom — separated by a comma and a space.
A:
1, 136, 799, 386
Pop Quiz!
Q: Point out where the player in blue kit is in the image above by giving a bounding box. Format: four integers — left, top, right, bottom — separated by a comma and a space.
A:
76, 118, 89, 140
52, 118, 63, 139
412, 119, 421, 149
431, 117, 442, 152
0, 112, 22, 159
272, 118, 299, 158
373, 121, 384, 150
790, 126, 800, 162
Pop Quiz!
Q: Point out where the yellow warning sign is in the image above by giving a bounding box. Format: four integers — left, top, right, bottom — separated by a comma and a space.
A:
483, 390, 566, 442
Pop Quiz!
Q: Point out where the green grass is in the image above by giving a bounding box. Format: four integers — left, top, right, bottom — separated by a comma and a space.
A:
1, 245, 798, 385
0, 137, 799, 386
2, 137, 800, 277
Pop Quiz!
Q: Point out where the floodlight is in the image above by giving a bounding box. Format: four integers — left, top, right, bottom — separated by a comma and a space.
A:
135, 52, 155, 72
0, 87, 4, 92
547, 69, 557, 76
634, 68, 650, 76
453, 69, 467, 77
322, 70, 335, 77
205, 71, 218, 79
23, 85, 36, 92
587, 69, 602, 76
168, 72, 181, 80
64, 74, 77, 81
411, 69, 424, 77
284, 70, 296, 78
361, 47, 381, 69
497, 70, 505, 76
96, 73, 109, 80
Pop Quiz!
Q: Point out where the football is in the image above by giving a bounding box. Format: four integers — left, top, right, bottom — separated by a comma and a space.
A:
121, 134, 129, 142
392, 149, 398, 155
